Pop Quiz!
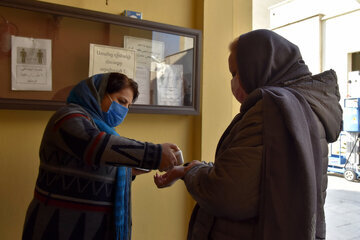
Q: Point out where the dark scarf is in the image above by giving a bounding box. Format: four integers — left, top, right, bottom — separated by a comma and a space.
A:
235, 29, 336, 239
67, 73, 131, 240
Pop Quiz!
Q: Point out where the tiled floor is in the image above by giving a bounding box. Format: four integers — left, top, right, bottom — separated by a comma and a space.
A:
325, 174, 360, 240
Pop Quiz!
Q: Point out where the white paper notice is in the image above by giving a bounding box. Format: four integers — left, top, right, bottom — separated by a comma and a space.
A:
154, 63, 184, 106
89, 44, 136, 79
124, 36, 164, 64
124, 36, 165, 104
11, 36, 52, 91
133, 65, 150, 104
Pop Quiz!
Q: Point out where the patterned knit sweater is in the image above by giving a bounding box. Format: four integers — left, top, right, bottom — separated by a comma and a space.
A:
22, 103, 162, 240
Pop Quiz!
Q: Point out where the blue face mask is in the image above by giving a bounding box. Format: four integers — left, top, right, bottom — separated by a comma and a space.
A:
103, 95, 129, 127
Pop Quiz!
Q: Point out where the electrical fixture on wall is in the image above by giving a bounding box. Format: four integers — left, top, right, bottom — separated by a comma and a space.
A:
0, 15, 18, 56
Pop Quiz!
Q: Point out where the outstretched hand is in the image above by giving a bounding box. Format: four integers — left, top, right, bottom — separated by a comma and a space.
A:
158, 143, 179, 172
154, 160, 202, 188
154, 166, 184, 188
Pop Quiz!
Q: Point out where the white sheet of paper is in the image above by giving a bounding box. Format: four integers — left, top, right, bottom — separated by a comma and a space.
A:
124, 36, 165, 104
89, 44, 136, 79
11, 36, 52, 91
124, 36, 164, 64
154, 63, 184, 106
134, 65, 151, 104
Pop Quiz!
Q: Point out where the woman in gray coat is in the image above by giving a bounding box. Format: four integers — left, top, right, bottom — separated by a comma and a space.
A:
154, 29, 342, 240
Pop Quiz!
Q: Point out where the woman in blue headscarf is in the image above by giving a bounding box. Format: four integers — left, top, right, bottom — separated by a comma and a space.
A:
22, 72, 179, 240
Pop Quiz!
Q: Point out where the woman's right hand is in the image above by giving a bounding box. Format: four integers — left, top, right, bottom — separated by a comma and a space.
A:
158, 143, 179, 172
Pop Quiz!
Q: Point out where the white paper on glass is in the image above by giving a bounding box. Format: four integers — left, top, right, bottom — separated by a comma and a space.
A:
153, 63, 183, 106
133, 65, 151, 104
89, 43, 136, 79
124, 36, 165, 104
11, 36, 52, 91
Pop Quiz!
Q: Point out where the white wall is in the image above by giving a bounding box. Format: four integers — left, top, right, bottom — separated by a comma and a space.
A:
262, 0, 360, 101
252, 0, 283, 29
269, 0, 360, 29
273, 15, 322, 74
323, 10, 360, 101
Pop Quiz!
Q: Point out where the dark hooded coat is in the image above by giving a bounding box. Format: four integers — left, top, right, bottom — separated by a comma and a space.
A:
184, 30, 342, 240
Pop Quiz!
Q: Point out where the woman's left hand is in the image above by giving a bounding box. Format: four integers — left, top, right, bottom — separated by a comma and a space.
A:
132, 168, 151, 176
153, 166, 185, 188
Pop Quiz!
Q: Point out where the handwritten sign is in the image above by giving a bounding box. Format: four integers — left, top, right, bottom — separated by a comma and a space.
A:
11, 36, 52, 91
89, 44, 136, 78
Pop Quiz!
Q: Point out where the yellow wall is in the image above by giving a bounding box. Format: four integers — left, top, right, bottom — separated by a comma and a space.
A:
0, 110, 53, 240
43, 0, 196, 28
0, 0, 252, 239
232, 0, 253, 117
201, 0, 252, 162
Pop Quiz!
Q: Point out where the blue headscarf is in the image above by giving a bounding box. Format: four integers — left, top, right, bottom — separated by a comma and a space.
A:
67, 73, 131, 240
